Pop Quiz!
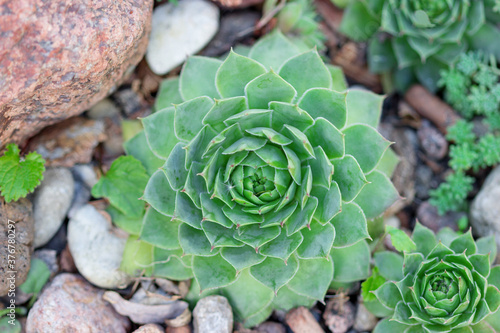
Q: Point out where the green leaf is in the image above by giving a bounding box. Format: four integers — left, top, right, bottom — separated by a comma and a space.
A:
279, 50, 332, 97
269, 102, 314, 132
344, 124, 391, 173
179, 223, 213, 256
92, 156, 148, 218
386, 225, 416, 253
120, 235, 154, 276
179, 56, 221, 100
175, 191, 203, 229
223, 205, 264, 227
202, 97, 247, 133
331, 155, 367, 202
248, 30, 301, 70
124, 131, 164, 176
361, 266, 386, 302
477, 236, 497, 265
193, 254, 237, 291
331, 202, 369, 248
368, 37, 397, 73
449, 229, 477, 256
331, 240, 370, 282
234, 224, 280, 250
345, 89, 385, 128
374, 251, 403, 281
298, 88, 347, 129
402, 252, 424, 276
155, 77, 183, 111
216, 50, 267, 98
354, 170, 400, 220
469, 254, 491, 278
140, 207, 180, 250
0, 144, 45, 202
107, 205, 142, 235
306, 146, 334, 189
250, 256, 299, 293
373, 318, 408, 333
0, 317, 21, 333
142, 107, 180, 159
488, 266, 500, 290
375, 147, 400, 178
286, 196, 318, 235
221, 246, 265, 271
304, 118, 344, 160
281, 125, 315, 160
19, 258, 50, 295
245, 70, 297, 109
297, 219, 335, 259
392, 37, 420, 69
288, 257, 333, 300
174, 97, 215, 141
326, 64, 348, 92
373, 280, 402, 310
259, 228, 303, 261
411, 222, 437, 257
163, 143, 188, 191
143, 170, 176, 217
468, 24, 500, 63
311, 182, 341, 224
340, 0, 379, 41
221, 269, 274, 323
153, 250, 193, 280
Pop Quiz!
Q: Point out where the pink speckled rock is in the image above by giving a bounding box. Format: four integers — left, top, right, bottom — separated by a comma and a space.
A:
0, 0, 152, 146
26, 273, 131, 333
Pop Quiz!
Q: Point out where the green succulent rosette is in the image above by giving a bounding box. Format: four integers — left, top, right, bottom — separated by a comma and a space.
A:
118, 31, 400, 327
340, 0, 500, 92
364, 223, 500, 333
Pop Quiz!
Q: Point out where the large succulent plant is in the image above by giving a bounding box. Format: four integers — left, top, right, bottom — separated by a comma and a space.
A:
111, 32, 399, 327
340, 0, 500, 92
364, 223, 500, 332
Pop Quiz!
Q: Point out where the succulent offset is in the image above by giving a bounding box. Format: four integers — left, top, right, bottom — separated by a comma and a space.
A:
98, 32, 399, 327
340, 0, 500, 92
364, 223, 500, 333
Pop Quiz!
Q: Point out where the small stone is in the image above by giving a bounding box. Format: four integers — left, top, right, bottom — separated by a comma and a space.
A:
27, 117, 106, 168
26, 273, 130, 333
113, 88, 150, 117
285, 307, 325, 333
192, 295, 233, 333
470, 166, 500, 249
415, 164, 434, 200
33, 167, 74, 248
33, 249, 58, 278
255, 321, 286, 333
68, 164, 98, 218
353, 302, 377, 332
146, 0, 220, 75
87, 98, 121, 119
68, 205, 131, 289
417, 120, 448, 160
417, 201, 464, 232
323, 298, 355, 333
0, 198, 34, 296
71, 164, 98, 189
133, 323, 164, 333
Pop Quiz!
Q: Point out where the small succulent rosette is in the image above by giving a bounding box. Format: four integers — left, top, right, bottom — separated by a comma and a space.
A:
340, 0, 500, 92
117, 31, 400, 327
364, 223, 500, 333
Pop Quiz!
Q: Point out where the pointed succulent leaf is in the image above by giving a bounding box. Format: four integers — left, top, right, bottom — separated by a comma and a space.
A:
279, 50, 332, 97
373, 281, 403, 310
248, 30, 301, 70
259, 229, 303, 261
174, 97, 215, 141
142, 107, 180, 159
331, 155, 368, 202
124, 131, 164, 176
354, 170, 400, 219
331, 240, 370, 282
345, 89, 385, 128
297, 220, 335, 259
120, 236, 154, 276
331, 202, 369, 248
298, 88, 347, 129
193, 254, 237, 291
477, 236, 497, 265
288, 257, 333, 300
304, 117, 344, 160
180, 56, 221, 100
449, 230, 477, 256
386, 225, 416, 253
141, 207, 181, 250
234, 224, 280, 250
221, 245, 265, 271
269, 102, 314, 132
286, 196, 318, 235
203, 97, 247, 132
306, 146, 334, 188
178, 223, 213, 256
163, 143, 188, 191
344, 124, 391, 173
216, 51, 267, 98
373, 318, 408, 333
143, 170, 177, 217
374, 251, 404, 281
339, 0, 379, 41
154, 77, 183, 111
311, 182, 341, 224
245, 70, 297, 109
250, 256, 299, 293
